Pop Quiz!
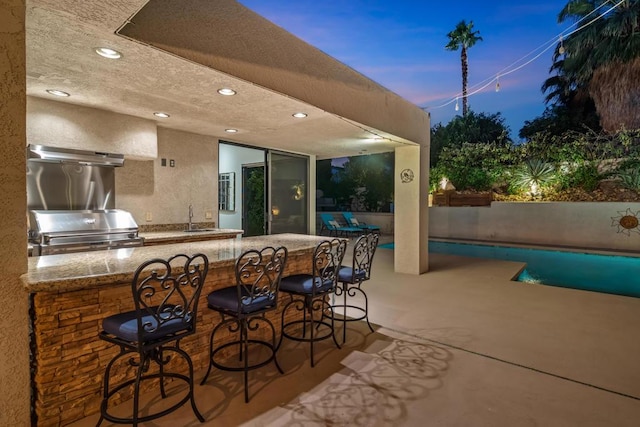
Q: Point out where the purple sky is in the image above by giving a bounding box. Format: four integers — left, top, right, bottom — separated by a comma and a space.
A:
239, 0, 571, 140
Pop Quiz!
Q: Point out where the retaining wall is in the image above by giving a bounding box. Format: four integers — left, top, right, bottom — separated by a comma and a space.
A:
429, 202, 640, 252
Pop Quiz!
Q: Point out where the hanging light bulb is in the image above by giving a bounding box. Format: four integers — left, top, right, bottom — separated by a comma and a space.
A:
495, 75, 500, 92
454, 97, 459, 112
558, 36, 565, 55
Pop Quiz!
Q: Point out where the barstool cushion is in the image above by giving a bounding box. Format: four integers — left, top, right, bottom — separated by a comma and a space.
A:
207, 286, 275, 314
102, 308, 190, 343
338, 266, 367, 283
280, 274, 333, 294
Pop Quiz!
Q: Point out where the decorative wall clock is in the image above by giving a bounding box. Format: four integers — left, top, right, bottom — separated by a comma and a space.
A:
400, 168, 414, 183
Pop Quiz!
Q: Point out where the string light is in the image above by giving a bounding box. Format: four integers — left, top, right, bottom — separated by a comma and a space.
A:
495, 75, 500, 92
422, 0, 625, 111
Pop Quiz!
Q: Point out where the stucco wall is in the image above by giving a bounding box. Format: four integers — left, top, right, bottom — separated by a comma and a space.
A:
0, 0, 31, 424
25, 98, 218, 226
429, 202, 640, 252
116, 127, 218, 226
27, 96, 158, 160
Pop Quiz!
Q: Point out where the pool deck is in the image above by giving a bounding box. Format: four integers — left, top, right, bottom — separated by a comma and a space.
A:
71, 235, 640, 426
368, 247, 640, 422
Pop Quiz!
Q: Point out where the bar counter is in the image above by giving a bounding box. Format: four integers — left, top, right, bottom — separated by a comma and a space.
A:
21, 233, 331, 426
139, 227, 243, 246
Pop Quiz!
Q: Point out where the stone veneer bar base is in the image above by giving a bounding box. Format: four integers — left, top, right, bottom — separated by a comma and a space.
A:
25, 235, 329, 426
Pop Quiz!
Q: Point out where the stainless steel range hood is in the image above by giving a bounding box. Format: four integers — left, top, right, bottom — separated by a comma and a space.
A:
27, 144, 124, 211
27, 144, 125, 166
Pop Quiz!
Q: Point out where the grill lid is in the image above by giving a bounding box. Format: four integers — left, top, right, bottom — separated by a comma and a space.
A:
28, 209, 139, 243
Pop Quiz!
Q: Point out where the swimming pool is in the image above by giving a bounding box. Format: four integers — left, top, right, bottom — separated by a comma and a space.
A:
379, 241, 640, 298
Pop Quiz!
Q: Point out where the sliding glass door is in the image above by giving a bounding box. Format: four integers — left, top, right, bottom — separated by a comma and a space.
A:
268, 151, 308, 234
219, 142, 308, 236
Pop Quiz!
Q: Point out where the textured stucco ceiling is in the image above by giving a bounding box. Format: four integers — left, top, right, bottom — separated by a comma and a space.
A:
26, 0, 426, 159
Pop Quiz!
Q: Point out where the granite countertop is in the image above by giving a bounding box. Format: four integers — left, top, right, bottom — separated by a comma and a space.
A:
140, 228, 243, 244
22, 234, 330, 293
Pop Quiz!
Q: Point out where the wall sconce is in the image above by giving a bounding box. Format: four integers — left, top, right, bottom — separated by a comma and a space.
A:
292, 183, 304, 200
272, 206, 280, 216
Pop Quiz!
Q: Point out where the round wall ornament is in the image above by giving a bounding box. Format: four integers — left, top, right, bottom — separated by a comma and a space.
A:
400, 168, 414, 183
611, 208, 640, 236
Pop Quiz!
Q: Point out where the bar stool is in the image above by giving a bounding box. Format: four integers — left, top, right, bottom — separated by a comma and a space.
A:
329, 233, 379, 343
97, 253, 209, 427
200, 246, 288, 403
278, 238, 347, 367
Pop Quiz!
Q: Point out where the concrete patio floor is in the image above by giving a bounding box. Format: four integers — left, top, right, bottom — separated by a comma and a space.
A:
71, 238, 640, 426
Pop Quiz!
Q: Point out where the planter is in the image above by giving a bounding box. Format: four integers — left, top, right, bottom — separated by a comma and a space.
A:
433, 190, 492, 207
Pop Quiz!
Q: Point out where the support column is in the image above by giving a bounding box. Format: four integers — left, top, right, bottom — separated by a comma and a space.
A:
394, 142, 430, 274
0, 0, 30, 425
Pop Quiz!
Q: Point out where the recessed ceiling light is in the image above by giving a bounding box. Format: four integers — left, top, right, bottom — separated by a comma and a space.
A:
292, 112, 308, 118
225, 129, 238, 133
153, 112, 170, 118
365, 136, 386, 143
94, 47, 122, 59
46, 89, 70, 97
217, 88, 236, 96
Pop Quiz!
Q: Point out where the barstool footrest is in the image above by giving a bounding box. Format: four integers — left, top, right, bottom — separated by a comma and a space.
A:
208, 339, 280, 373
101, 372, 202, 425
281, 318, 340, 345
325, 304, 368, 323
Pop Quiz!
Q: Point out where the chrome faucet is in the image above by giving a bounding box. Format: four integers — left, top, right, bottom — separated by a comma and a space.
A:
188, 204, 194, 230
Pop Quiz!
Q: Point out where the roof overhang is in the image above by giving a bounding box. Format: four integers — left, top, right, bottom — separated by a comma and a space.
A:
27, 0, 429, 158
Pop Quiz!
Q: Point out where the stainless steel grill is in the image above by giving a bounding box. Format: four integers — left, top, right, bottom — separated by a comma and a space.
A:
28, 209, 143, 256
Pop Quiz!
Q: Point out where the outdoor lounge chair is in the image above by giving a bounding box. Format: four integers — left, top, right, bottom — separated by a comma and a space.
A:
342, 212, 381, 234
319, 213, 362, 236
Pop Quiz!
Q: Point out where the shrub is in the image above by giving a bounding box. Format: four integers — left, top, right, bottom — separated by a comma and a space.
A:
617, 167, 640, 191
557, 162, 603, 192
436, 142, 516, 191
511, 159, 558, 195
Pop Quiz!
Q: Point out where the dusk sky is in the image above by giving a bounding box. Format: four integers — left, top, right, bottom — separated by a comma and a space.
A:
240, 0, 573, 140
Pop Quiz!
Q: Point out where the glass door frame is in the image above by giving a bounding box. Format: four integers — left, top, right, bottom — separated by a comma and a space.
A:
218, 141, 310, 236
267, 150, 310, 235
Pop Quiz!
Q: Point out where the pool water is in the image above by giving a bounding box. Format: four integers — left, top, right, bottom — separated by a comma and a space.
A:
379, 241, 640, 298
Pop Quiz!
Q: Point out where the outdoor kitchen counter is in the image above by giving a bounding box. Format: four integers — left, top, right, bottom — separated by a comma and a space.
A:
21, 233, 325, 293
139, 228, 243, 246
22, 233, 333, 426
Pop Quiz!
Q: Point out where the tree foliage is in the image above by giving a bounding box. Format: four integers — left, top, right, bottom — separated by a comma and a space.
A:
317, 153, 394, 212
431, 110, 512, 167
246, 168, 265, 236
316, 159, 334, 197
519, 104, 600, 140
433, 142, 517, 191
544, 0, 640, 132
335, 153, 394, 211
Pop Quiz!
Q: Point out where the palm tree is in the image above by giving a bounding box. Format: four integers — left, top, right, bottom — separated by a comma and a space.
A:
540, 49, 601, 133
446, 20, 483, 116
556, 0, 640, 132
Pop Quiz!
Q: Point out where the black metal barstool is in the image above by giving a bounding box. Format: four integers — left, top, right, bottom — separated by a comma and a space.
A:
97, 253, 209, 427
200, 246, 288, 403
278, 238, 347, 367
329, 233, 379, 343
